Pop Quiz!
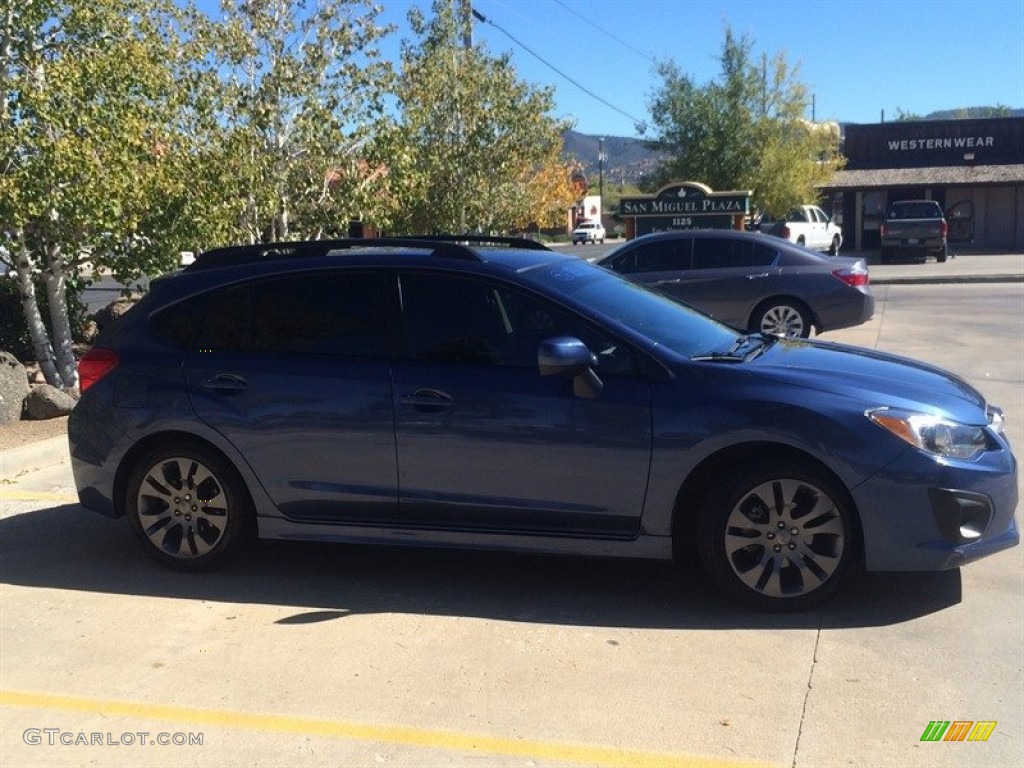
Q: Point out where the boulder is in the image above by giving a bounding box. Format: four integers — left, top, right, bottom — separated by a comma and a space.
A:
25, 384, 77, 420
92, 295, 141, 334
0, 351, 29, 424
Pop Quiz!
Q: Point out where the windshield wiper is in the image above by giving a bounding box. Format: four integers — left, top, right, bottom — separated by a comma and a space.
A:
691, 333, 776, 363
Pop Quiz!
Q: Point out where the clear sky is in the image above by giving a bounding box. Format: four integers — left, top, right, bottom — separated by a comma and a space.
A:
377, 0, 1024, 137
191, 0, 1024, 139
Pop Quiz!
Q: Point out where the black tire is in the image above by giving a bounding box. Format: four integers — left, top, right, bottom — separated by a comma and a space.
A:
751, 299, 812, 338
125, 441, 250, 571
828, 236, 841, 256
936, 248, 948, 263
697, 460, 857, 611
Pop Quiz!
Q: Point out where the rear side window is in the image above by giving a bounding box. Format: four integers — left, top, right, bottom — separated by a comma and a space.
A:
150, 293, 209, 349
156, 271, 390, 357
609, 240, 690, 274
692, 237, 762, 269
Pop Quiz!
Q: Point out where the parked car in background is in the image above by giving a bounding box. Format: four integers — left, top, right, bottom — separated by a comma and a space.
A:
572, 220, 606, 244
764, 205, 843, 255
880, 199, 948, 263
69, 235, 1018, 612
596, 230, 873, 338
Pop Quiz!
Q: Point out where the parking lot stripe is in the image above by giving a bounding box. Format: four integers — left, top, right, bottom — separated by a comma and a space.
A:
1, 689, 766, 768
0, 490, 78, 503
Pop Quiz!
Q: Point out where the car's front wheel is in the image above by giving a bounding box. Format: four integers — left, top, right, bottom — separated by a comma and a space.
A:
125, 442, 250, 571
752, 299, 812, 338
697, 461, 857, 611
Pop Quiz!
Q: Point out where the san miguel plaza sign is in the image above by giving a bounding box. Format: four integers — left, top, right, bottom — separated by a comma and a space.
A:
618, 182, 751, 236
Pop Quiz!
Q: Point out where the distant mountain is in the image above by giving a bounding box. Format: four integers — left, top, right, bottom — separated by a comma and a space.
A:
561, 130, 663, 187
918, 107, 1024, 120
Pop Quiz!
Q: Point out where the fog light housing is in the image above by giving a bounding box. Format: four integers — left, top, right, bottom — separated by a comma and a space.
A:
928, 488, 993, 543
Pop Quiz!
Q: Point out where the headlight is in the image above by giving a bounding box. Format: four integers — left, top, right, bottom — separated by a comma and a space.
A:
866, 408, 991, 460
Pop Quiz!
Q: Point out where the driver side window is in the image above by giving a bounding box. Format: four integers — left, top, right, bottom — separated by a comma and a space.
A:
399, 272, 636, 375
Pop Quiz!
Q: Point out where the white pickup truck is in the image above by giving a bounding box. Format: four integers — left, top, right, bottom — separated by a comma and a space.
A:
763, 205, 843, 255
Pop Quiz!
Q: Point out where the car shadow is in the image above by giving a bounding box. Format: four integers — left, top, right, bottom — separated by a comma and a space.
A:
0, 504, 961, 629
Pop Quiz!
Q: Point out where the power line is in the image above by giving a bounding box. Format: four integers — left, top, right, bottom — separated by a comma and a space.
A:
550, 0, 657, 64
471, 8, 646, 131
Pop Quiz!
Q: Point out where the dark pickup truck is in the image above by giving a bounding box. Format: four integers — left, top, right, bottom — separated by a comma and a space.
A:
879, 200, 948, 263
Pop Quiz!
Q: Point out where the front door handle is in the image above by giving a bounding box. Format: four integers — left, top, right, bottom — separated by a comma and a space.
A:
202, 374, 249, 392
746, 272, 770, 280
400, 389, 454, 410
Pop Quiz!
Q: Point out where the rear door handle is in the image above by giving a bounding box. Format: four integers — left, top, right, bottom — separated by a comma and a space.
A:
202, 374, 249, 392
746, 272, 770, 280
400, 389, 454, 410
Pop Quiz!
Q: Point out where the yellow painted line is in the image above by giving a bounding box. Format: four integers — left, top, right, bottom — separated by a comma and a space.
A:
1, 689, 768, 768
0, 490, 79, 503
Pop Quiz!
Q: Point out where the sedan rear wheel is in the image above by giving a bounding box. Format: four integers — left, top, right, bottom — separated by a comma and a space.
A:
698, 462, 857, 611
753, 300, 812, 338
126, 442, 249, 570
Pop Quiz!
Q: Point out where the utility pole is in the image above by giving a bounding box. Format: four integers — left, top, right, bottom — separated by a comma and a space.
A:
598, 137, 606, 214
460, 0, 472, 48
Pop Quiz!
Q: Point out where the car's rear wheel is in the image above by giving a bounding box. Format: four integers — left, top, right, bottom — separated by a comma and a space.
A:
752, 299, 812, 338
828, 235, 841, 255
125, 442, 249, 571
697, 461, 856, 611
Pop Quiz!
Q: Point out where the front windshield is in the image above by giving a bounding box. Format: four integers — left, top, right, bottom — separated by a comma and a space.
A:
521, 260, 738, 358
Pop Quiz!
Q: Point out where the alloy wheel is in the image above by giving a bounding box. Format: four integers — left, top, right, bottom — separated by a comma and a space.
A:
136, 457, 230, 560
723, 478, 846, 599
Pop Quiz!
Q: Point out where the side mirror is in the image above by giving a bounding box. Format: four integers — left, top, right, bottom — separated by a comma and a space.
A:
538, 336, 603, 398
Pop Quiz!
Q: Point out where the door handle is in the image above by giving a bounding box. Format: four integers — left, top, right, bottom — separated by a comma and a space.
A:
201, 373, 249, 392
746, 272, 770, 280
653, 278, 683, 286
400, 389, 454, 410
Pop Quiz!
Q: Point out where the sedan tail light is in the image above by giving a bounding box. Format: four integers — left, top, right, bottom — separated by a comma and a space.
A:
832, 265, 869, 288
79, 347, 119, 392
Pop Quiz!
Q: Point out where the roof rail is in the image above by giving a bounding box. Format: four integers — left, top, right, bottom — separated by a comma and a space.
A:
404, 234, 552, 251
187, 234, 551, 271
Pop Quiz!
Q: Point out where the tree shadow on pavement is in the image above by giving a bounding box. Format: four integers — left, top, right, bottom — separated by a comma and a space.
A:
0, 503, 961, 630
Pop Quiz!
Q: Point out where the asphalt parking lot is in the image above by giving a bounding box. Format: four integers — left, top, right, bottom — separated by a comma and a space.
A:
1, 279, 1022, 768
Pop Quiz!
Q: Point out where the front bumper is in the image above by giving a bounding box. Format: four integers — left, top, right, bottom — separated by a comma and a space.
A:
853, 443, 1019, 571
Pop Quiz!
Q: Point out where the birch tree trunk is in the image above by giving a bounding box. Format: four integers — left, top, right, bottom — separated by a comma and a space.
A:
44, 244, 78, 389
13, 241, 61, 386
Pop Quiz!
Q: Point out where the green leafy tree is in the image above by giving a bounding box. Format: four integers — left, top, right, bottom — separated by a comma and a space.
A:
0, 0, 204, 387
647, 27, 843, 217
196, 0, 397, 243
391, 0, 577, 234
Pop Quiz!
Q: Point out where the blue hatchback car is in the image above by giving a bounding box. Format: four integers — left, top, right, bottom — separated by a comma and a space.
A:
68, 237, 1019, 610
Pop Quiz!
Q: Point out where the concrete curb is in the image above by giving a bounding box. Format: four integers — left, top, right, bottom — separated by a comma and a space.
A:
872, 274, 1024, 285
0, 435, 70, 482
